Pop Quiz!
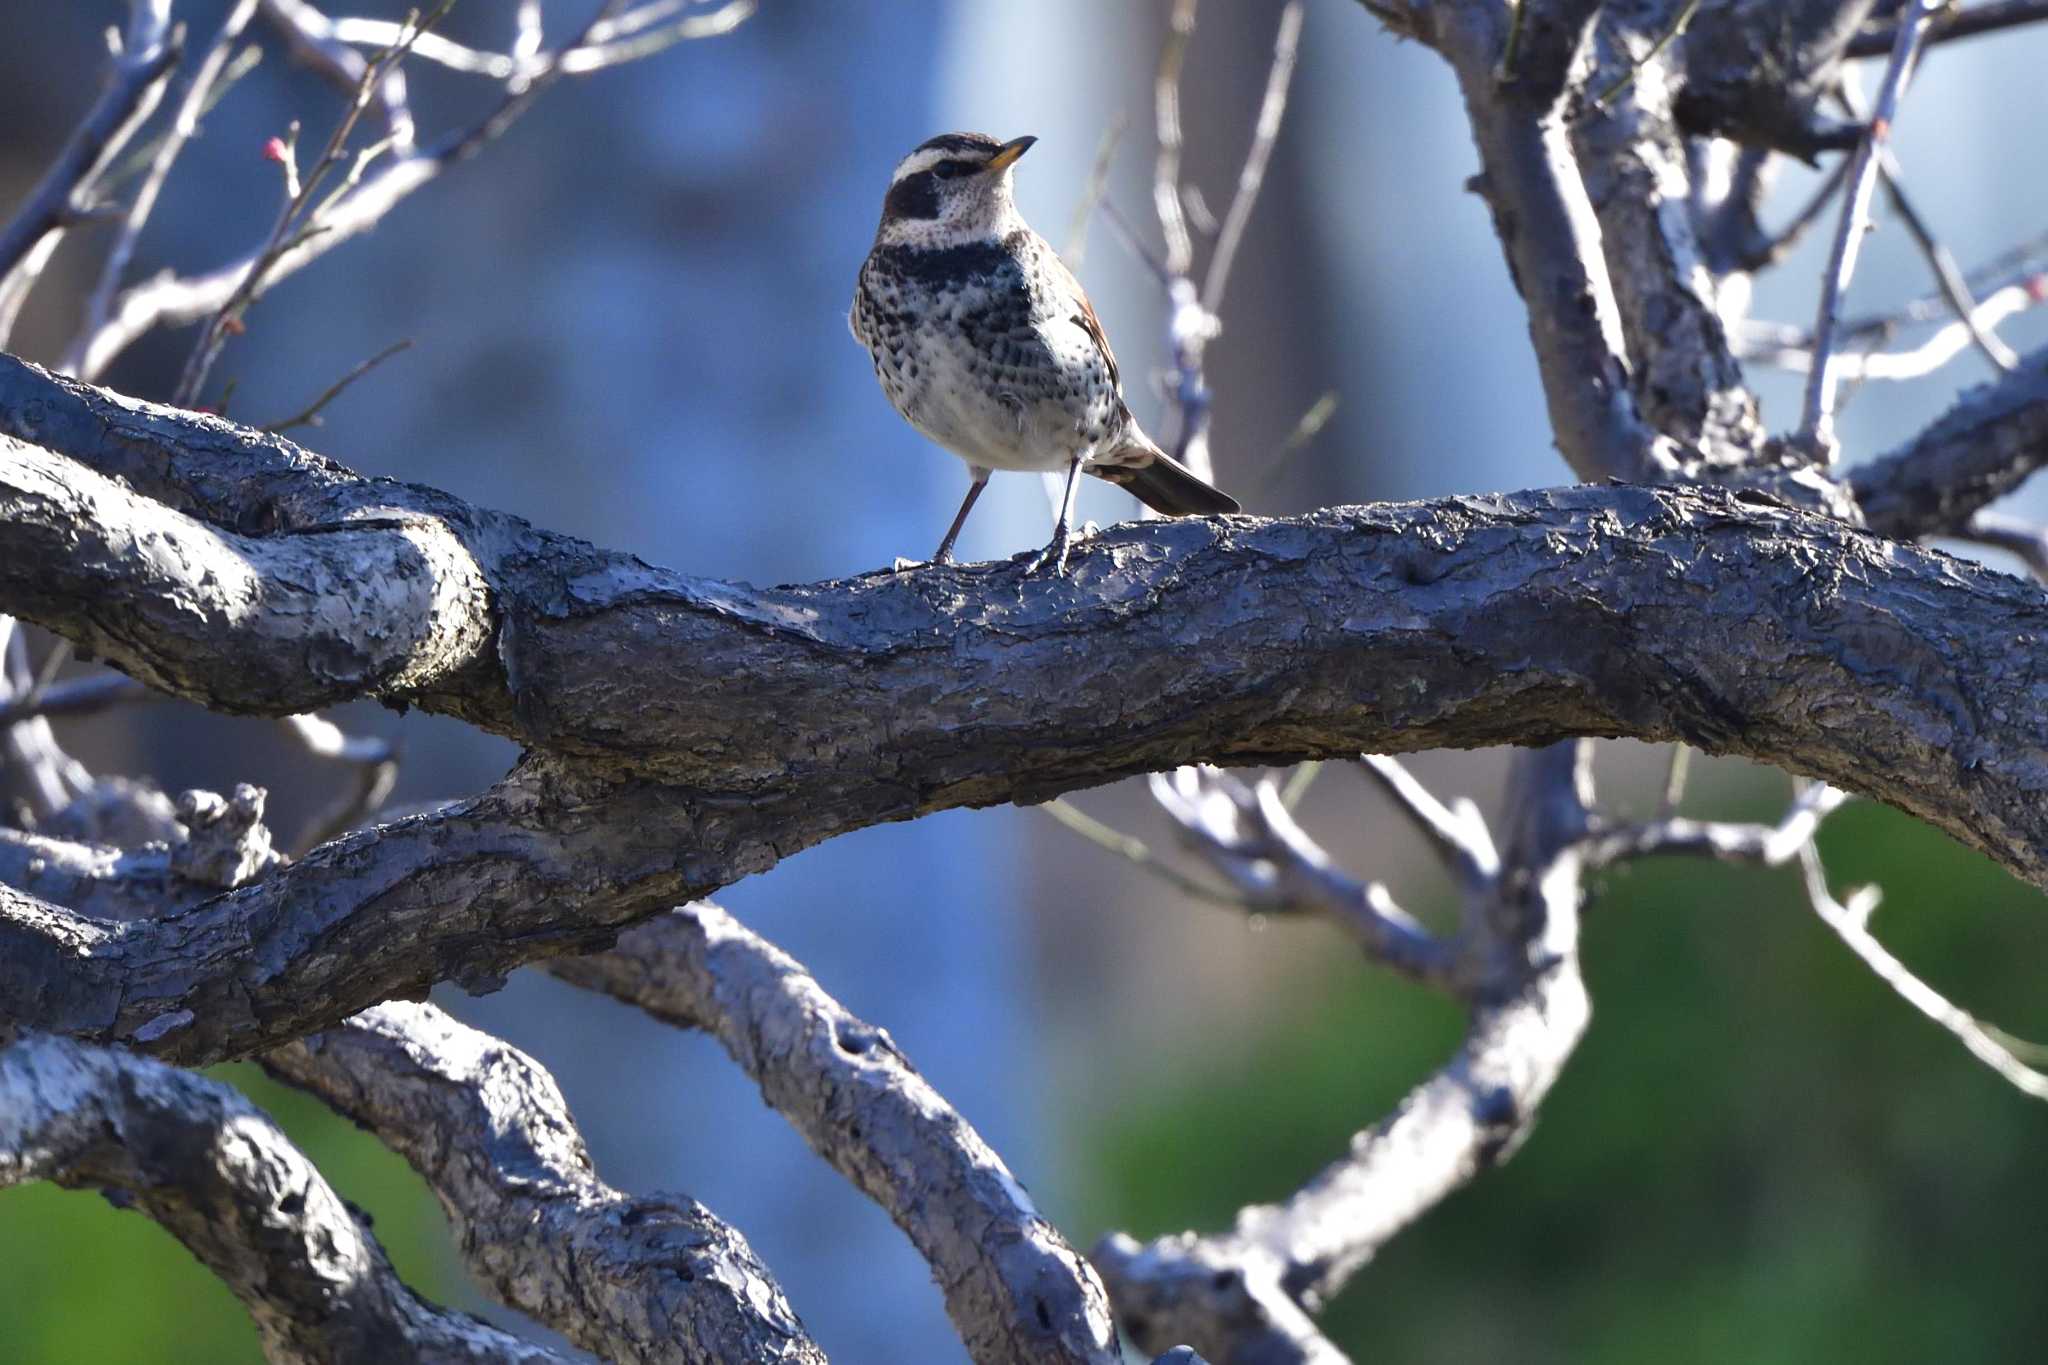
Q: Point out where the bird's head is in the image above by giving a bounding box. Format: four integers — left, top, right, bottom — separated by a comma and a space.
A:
874, 132, 1036, 246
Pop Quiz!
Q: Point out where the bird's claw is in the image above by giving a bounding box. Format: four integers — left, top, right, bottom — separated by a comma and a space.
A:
1025, 527, 1073, 577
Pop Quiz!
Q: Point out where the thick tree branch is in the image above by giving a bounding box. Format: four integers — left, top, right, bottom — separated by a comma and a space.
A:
0, 439, 493, 712
548, 904, 1122, 1365
1572, 11, 1763, 463
0, 1033, 567, 1364
265, 1002, 826, 1365
9, 357, 2048, 1068
1418, 4, 1680, 482
11, 358, 2048, 883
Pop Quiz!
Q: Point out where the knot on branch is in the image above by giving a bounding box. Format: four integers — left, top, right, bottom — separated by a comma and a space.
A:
172, 783, 281, 889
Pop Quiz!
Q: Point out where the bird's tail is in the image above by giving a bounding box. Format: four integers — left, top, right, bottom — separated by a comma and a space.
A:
1093, 437, 1240, 517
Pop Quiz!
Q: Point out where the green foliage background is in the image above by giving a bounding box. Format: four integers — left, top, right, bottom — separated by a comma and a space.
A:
1074, 792, 2048, 1364
3, 781, 2043, 1362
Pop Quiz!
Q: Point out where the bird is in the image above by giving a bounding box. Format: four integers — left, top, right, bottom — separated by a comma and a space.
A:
850, 131, 1239, 575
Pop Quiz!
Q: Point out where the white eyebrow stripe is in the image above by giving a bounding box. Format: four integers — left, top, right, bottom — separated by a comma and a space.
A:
889, 148, 952, 184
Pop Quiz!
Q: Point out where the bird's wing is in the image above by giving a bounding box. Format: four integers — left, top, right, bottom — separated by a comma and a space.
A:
1046, 252, 1122, 393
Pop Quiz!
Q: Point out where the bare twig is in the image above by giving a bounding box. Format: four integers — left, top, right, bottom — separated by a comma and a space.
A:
1797, 0, 1944, 458
1657, 743, 1691, 819
1833, 79, 2018, 374
1357, 755, 1500, 891
0, 621, 91, 819
1041, 797, 1249, 909
66, 1, 263, 379
277, 712, 399, 854
1736, 155, 1850, 272
174, 4, 453, 407
1590, 0, 1702, 110
1739, 280, 2042, 381
1152, 0, 1199, 278
0, 1, 180, 345
258, 0, 417, 151
260, 337, 413, 432
1202, 1, 1304, 314
1061, 113, 1127, 266
1582, 781, 1849, 868
1849, 0, 2048, 57
308, 0, 755, 80
1796, 842, 2048, 1102
1147, 766, 1456, 984
1955, 510, 2048, 583
0, 671, 152, 728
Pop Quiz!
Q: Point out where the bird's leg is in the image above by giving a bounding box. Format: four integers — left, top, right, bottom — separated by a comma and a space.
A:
1028, 453, 1085, 576
930, 469, 990, 566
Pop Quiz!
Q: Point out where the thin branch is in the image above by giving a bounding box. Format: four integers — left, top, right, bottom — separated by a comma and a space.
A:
260, 336, 414, 431
1797, 0, 1944, 458
0, 671, 151, 728
1041, 797, 1251, 909
548, 904, 1123, 1365
1582, 782, 1849, 868
1833, 79, 2018, 374
1739, 281, 2043, 381
1061, 113, 1126, 266
1848, 0, 2048, 57
1737, 155, 1850, 272
67, 3, 265, 381
1590, 0, 1702, 110
1152, 0, 1199, 278
72, 0, 753, 383
266, 1001, 827, 1363
257, 0, 417, 151
175, 3, 453, 407
312, 0, 756, 80
0, 0, 180, 345
1357, 755, 1500, 891
277, 711, 400, 854
1657, 742, 1691, 819
0, 1033, 569, 1364
1201, 1, 1304, 314
0, 620, 90, 818
1148, 766, 1457, 984
1796, 842, 2048, 1101
1954, 510, 2048, 583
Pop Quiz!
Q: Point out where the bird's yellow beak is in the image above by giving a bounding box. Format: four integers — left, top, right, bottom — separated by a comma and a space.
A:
986, 136, 1037, 173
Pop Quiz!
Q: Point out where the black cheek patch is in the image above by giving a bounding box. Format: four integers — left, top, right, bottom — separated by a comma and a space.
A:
884, 172, 941, 221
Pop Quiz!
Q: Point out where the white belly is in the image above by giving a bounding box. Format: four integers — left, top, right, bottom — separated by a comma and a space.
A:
895, 314, 1119, 473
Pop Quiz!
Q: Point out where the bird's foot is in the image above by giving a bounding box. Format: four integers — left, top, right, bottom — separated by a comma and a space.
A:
1024, 525, 1073, 577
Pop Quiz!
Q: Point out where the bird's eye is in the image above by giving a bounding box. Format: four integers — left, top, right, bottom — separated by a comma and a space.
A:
931, 160, 975, 181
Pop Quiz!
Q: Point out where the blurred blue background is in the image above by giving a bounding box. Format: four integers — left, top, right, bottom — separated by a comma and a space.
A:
2, 2, 2046, 1361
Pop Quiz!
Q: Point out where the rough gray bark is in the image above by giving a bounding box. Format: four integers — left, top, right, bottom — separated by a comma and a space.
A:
0, 1032, 568, 1365
552, 905, 1121, 1365
266, 1003, 825, 1365
9, 414, 2048, 1070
